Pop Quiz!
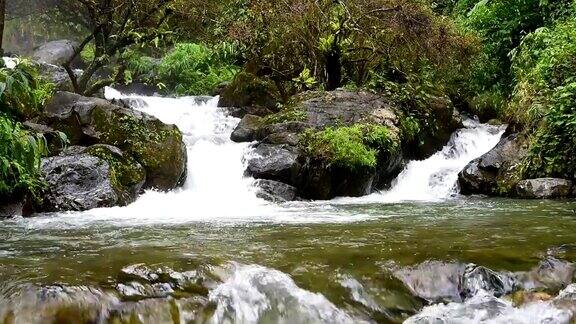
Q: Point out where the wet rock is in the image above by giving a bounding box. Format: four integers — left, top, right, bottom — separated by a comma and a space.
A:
297, 160, 377, 200
39, 154, 119, 211
0, 285, 119, 323
256, 121, 310, 140
119, 264, 215, 295
516, 178, 573, 199
461, 264, 515, 299
253, 179, 297, 202
393, 261, 466, 303
35, 62, 81, 92
230, 114, 262, 142
32, 40, 80, 67
516, 257, 575, 292
262, 132, 300, 146
459, 133, 526, 196
116, 282, 174, 301
42, 91, 187, 191
245, 144, 301, 185
109, 296, 211, 324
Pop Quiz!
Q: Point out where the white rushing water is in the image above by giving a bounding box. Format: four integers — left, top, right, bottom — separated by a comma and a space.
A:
335, 118, 506, 204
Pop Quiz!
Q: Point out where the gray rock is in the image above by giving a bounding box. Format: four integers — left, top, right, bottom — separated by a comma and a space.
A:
245, 144, 301, 185
231, 114, 262, 142
461, 265, 515, 299
262, 132, 300, 146
253, 179, 297, 202
459, 133, 524, 196
256, 121, 310, 140
393, 261, 467, 303
35, 62, 81, 92
42, 91, 186, 191
516, 178, 573, 199
515, 257, 575, 292
32, 40, 79, 66
40, 155, 119, 211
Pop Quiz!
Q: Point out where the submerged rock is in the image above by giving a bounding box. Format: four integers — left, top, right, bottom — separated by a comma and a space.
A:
516, 178, 573, 199
42, 91, 187, 191
253, 179, 297, 202
393, 261, 467, 303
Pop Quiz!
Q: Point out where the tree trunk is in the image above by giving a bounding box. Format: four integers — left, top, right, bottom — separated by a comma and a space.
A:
0, 0, 5, 56
325, 46, 342, 91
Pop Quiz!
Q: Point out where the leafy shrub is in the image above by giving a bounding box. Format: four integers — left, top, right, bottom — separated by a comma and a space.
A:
455, 0, 574, 100
523, 83, 576, 179
0, 115, 47, 196
0, 59, 54, 119
300, 124, 399, 170
157, 43, 240, 95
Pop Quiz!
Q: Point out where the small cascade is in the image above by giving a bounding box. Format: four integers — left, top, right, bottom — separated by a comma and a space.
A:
66, 87, 276, 224
381, 119, 505, 201
337, 118, 505, 204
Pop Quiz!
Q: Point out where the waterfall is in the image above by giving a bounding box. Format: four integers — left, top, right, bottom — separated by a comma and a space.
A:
379, 119, 505, 201
62, 87, 277, 224
335, 119, 506, 204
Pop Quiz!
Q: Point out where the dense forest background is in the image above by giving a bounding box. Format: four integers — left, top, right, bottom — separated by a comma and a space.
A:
1, 0, 576, 202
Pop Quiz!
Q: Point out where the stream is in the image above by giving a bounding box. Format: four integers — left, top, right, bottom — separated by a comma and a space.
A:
1, 90, 575, 323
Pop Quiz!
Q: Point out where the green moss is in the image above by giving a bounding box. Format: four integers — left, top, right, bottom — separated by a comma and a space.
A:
262, 105, 307, 125
300, 124, 399, 171
85, 145, 145, 205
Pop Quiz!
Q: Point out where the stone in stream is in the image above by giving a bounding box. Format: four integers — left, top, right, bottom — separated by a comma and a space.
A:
39, 154, 120, 211
515, 178, 574, 199
458, 133, 523, 196
218, 71, 281, 117
41, 91, 187, 191
37, 144, 146, 212
393, 261, 467, 303
245, 144, 301, 186
253, 179, 297, 202
230, 114, 262, 142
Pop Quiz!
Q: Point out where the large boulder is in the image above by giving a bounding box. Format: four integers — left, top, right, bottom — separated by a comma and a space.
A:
245, 144, 301, 186
253, 179, 297, 202
41, 92, 187, 191
459, 133, 527, 196
35, 62, 79, 92
39, 154, 119, 211
39, 145, 146, 212
32, 40, 81, 67
516, 178, 573, 199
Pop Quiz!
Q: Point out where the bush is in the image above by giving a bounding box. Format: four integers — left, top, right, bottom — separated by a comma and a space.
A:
0, 59, 54, 119
0, 115, 47, 196
300, 124, 399, 171
523, 83, 576, 179
157, 43, 240, 95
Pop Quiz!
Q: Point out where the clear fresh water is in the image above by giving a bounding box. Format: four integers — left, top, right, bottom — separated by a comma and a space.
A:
1, 89, 575, 323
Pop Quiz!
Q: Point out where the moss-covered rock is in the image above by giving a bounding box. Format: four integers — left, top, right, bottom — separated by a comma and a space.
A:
84, 145, 146, 205
42, 92, 187, 191
218, 72, 281, 117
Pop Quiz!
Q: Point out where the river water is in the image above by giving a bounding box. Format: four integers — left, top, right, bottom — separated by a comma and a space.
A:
1, 90, 575, 323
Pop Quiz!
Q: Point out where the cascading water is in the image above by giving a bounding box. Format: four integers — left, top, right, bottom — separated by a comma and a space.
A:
378, 118, 506, 202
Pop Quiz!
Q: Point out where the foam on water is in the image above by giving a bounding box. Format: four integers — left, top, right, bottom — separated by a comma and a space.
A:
209, 263, 362, 324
